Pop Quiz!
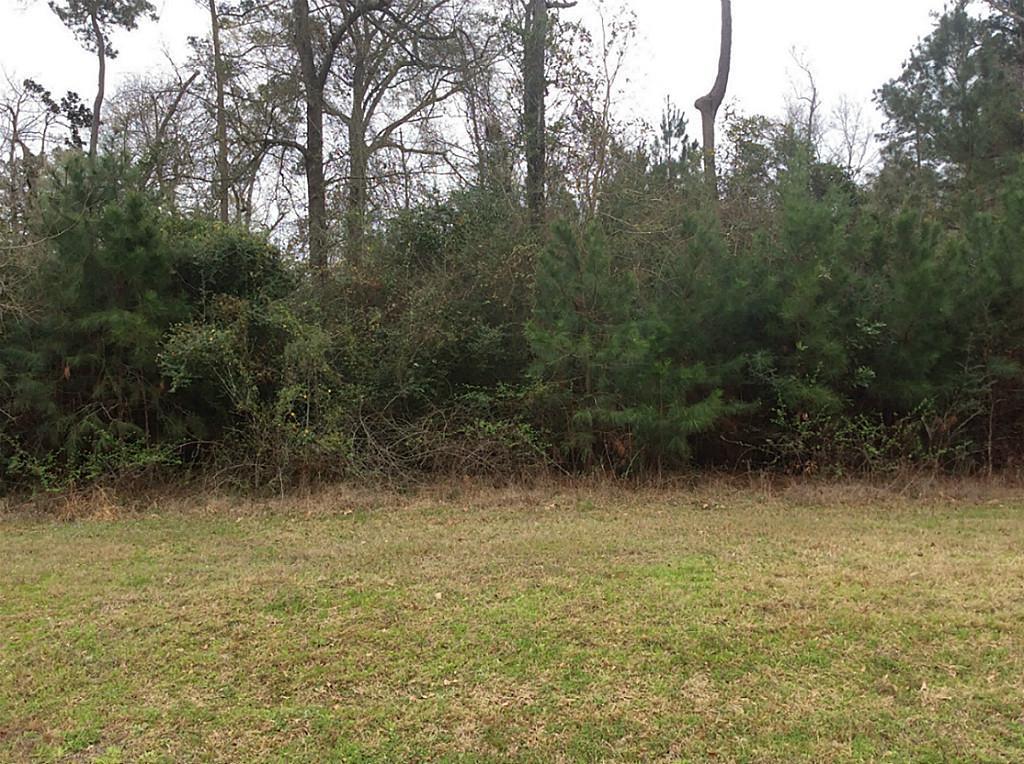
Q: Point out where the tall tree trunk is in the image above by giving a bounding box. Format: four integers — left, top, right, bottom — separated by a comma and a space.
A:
303, 97, 328, 280
89, 9, 106, 160
346, 130, 368, 266
293, 0, 328, 281
208, 0, 230, 224
523, 0, 548, 226
346, 46, 369, 266
695, 0, 732, 195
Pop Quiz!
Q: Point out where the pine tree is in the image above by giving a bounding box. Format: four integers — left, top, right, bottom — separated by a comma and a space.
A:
3, 154, 186, 480
876, 1, 1024, 208
528, 223, 727, 469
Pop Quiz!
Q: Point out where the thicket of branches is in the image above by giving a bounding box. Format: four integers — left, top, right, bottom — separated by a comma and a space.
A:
3, 0, 1024, 490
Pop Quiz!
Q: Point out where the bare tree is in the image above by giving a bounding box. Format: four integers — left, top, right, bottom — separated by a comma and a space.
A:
558, 0, 635, 219
1, 77, 43, 239
694, 0, 732, 194
290, 0, 386, 279
105, 69, 209, 206
185, 2, 304, 232
326, 0, 474, 263
785, 47, 822, 151
456, 14, 514, 195
828, 95, 876, 182
206, 0, 231, 223
0, 76, 60, 330
784, 50, 878, 182
139, 71, 202, 189
0, 74, 87, 237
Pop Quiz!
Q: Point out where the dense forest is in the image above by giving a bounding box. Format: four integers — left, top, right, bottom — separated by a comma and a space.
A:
2, 0, 1024, 490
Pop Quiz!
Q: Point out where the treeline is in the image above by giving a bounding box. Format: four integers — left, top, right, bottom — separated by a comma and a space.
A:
2, 0, 1024, 489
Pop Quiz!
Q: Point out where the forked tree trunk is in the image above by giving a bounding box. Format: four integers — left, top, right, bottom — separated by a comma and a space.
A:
291, 0, 385, 280
694, 0, 732, 195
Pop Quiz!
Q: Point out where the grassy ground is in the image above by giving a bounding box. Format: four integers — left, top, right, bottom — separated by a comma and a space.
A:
2, 481, 1023, 763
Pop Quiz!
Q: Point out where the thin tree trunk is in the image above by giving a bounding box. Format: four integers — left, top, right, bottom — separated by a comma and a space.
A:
523, 0, 547, 226
208, 0, 230, 223
139, 71, 200, 188
89, 9, 106, 160
347, 46, 369, 266
694, 0, 732, 195
7, 106, 19, 234
293, 0, 328, 280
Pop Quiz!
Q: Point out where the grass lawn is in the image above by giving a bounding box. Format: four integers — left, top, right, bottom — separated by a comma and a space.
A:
1, 482, 1023, 762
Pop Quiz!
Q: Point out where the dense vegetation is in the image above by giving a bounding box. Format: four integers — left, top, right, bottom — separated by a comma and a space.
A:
3, 0, 1024, 490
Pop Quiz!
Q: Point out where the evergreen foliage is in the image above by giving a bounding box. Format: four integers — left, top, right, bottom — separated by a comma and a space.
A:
1, 156, 185, 484
529, 224, 731, 471
876, 0, 1024, 208
5, 1, 1024, 489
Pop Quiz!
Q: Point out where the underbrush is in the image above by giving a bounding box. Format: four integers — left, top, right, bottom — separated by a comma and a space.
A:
5, 469, 1024, 521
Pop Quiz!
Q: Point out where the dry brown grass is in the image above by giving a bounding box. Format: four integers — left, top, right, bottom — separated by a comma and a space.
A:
5, 471, 1024, 520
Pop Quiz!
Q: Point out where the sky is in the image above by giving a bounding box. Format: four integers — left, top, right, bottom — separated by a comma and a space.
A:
0, 0, 949, 136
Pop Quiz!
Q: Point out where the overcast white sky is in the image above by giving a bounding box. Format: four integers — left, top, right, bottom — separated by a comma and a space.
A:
1, 0, 948, 136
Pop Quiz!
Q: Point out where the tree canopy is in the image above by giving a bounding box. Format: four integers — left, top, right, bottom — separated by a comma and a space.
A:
3, 0, 1024, 488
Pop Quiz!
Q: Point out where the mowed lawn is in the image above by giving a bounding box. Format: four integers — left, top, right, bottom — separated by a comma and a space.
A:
1, 485, 1023, 763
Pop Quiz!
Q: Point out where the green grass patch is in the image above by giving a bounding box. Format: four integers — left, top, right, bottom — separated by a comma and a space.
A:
2, 488, 1023, 761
